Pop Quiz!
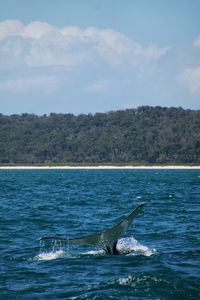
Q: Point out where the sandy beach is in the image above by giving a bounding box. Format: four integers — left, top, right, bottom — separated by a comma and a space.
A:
0, 165, 200, 170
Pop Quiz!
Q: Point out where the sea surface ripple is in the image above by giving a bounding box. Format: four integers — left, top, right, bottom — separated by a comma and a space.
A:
0, 169, 199, 299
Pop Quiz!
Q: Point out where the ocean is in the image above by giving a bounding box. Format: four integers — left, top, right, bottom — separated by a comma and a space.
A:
0, 169, 199, 299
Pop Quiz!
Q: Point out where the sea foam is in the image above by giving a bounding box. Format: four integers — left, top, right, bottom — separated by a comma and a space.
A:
117, 237, 155, 256
35, 249, 65, 261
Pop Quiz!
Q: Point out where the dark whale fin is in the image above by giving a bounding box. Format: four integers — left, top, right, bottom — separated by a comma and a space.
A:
40, 203, 145, 254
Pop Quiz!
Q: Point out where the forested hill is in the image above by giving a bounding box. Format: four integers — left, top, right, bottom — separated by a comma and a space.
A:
0, 106, 200, 165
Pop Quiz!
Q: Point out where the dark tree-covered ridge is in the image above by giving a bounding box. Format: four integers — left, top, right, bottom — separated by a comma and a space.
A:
0, 106, 200, 165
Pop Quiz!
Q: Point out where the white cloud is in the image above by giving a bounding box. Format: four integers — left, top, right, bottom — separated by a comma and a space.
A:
23, 21, 58, 39
24, 39, 87, 67
181, 66, 200, 93
0, 20, 169, 69
0, 20, 171, 97
83, 27, 169, 66
85, 80, 109, 93
179, 34, 200, 94
0, 75, 60, 93
139, 44, 170, 60
194, 36, 200, 47
0, 20, 23, 39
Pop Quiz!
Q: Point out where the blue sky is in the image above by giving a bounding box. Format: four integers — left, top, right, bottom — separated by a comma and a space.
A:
0, 0, 200, 115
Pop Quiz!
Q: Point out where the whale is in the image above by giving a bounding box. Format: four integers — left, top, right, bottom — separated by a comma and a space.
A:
40, 202, 145, 255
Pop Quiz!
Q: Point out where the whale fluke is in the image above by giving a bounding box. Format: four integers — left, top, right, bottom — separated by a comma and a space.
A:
40, 202, 145, 255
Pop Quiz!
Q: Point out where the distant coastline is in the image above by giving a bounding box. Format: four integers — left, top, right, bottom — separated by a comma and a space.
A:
0, 165, 200, 170
1, 107, 200, 166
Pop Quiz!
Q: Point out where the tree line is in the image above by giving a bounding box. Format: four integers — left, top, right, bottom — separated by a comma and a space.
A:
0, 106, 199, 165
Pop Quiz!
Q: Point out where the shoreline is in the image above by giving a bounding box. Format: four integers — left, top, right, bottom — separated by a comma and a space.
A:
0, 165, 200, 170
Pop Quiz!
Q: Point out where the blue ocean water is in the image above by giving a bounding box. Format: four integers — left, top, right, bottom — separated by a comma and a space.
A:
0, 169, 199, 299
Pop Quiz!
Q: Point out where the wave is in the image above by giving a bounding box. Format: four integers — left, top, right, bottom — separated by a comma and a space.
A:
117, 274, 169, 286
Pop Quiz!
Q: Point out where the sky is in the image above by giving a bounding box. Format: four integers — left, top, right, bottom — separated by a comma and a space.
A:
0, 0, 200, 115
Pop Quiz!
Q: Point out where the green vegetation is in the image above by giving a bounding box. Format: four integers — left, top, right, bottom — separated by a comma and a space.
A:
0, 106, 199, 165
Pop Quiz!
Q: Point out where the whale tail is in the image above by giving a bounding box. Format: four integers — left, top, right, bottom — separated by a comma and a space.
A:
40, 202, 145, 255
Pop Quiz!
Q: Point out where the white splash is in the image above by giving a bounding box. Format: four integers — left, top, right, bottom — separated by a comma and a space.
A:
35, 236, 154, 260
35, 249, 65, 261
117, 237, 155, 256
82, 249, 105, 256
118, 275, 169, 286
118, 275, 134, 285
